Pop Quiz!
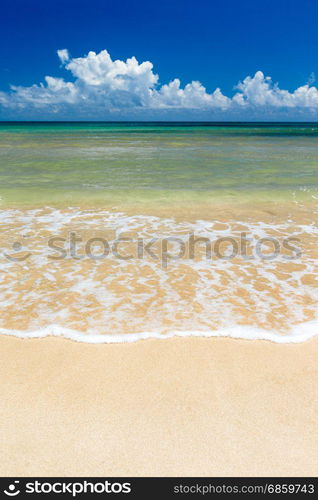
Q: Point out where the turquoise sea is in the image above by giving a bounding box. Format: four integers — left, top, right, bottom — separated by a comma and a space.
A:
1, 122, 318, 207
1, 122, 318, 343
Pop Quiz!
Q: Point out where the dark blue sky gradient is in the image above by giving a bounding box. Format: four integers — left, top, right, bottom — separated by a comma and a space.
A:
1, 0, 318, 95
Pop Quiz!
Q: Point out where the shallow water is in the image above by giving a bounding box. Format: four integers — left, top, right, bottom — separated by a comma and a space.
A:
1, 122, 318, 207
0, 122, 318, 342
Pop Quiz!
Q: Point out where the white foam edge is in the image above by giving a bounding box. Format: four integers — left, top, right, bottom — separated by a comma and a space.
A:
0, 321, 318, 344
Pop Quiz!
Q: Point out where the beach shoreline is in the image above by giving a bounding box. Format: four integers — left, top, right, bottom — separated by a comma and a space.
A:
1, 123, 318, 477
1, 335, 317, 477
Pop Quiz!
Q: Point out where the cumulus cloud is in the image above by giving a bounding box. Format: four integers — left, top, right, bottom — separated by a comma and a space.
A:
232, 70, 318, 108
152, 79, 230, 109
57, 49, 70, 65
1, 48, 318, 118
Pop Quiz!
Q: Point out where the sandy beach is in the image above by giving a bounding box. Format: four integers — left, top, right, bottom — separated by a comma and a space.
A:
1, 123, 318, 478
1, 335, 317, 477
2, 0, 318, 482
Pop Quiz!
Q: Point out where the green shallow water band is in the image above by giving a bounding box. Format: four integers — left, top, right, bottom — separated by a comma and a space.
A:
1, 122, 318, 208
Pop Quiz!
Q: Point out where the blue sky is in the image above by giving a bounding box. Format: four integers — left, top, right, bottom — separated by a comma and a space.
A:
1, 0, 318, 120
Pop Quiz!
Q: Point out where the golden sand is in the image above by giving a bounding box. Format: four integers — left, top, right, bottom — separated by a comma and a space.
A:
0, 335, 317, 477
1, 200, 318, 476
1, 201, 317, 335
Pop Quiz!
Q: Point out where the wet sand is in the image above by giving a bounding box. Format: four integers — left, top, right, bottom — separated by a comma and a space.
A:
0, 335, 317, 477
2, 124, 318, 477
1, 203, 318, 336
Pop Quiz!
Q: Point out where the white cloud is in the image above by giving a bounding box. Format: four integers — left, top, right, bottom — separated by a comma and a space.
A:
152, 79, 230, 109
1, 48, 318, 118
57, 49, 70, 65
232, 70, 318, 108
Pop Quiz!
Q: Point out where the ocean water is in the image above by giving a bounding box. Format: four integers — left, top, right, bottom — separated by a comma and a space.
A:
0, 122, 318, 343
1, 121, 318, 206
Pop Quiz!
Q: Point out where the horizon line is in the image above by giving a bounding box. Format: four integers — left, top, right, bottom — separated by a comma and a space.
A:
1, 120, 318, 125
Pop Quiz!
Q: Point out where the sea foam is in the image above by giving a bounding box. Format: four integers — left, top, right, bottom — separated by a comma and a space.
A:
0, 207, 318, 344
0, 321, 318, 343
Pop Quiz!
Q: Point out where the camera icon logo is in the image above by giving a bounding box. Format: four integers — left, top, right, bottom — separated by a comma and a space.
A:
4, 481, 20, 496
